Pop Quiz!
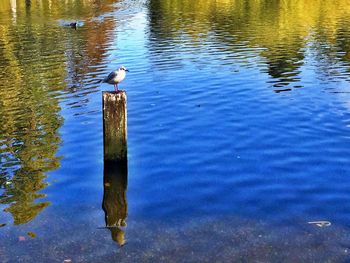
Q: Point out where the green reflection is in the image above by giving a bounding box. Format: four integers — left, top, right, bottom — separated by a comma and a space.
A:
0, 0, 117, 225
0, 16, 63, 224
148, 0, 350, 86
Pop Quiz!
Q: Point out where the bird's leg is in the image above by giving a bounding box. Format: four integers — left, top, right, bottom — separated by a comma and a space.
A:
114, 84, 119, 93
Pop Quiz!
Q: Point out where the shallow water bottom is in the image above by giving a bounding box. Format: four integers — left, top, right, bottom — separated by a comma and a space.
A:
2, 216, 349, 262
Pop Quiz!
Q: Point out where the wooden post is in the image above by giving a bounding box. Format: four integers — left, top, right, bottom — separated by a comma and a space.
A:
103, 91, 127, 162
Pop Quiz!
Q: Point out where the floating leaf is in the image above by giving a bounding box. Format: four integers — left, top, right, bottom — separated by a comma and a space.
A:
27, 232, 37, 238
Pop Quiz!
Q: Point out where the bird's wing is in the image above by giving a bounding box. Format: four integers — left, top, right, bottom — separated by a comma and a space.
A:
103, 71, 116, 83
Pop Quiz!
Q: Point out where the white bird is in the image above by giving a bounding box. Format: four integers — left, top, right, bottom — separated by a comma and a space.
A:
103, 66, 129, 92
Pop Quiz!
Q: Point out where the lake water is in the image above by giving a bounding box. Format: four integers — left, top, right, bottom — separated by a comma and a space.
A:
2, 0, 350, 261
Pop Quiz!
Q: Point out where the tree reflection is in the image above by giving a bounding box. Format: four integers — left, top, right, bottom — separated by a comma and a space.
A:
0, 0, 117, 225
0, 18, 63, 224
148, 0, 350, 87
102, 161, 128, 246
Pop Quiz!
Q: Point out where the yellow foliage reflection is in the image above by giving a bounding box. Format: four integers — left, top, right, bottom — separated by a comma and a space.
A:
0, 0, 117, 225
149, 0, 350, 86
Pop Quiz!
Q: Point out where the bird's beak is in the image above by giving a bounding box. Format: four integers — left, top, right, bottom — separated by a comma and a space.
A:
126, 69, 130, 72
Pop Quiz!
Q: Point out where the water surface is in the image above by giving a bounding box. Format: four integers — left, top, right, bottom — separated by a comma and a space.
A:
2, 0, 350, 261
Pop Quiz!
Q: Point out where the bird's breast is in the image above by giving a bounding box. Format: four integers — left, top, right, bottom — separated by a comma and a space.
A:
114, 72, 126, 83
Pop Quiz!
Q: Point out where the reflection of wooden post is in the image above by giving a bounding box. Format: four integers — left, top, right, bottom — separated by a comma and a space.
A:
102, 161, 128, 246
103, 91, 127, 162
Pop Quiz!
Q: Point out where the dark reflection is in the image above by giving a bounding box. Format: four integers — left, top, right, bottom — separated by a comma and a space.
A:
336, 19, 350, 64
25, 0, 31, 10
102, 161, 128, 246
310, 18, 350, 83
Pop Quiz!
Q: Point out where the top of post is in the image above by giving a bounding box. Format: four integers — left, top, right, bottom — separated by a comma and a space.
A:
103, 90, 127, 102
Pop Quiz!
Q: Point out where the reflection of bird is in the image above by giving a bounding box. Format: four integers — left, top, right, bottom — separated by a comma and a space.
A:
103, 66, 129, 92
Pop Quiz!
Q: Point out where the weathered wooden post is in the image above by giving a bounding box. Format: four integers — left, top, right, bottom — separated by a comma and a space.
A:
102, 91, 127, 162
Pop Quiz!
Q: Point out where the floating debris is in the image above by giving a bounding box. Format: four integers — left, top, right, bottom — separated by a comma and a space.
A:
308, 221, 331, 227
68, 21, 78, 30
59, 20, 83, 30
27, 232, 37, 238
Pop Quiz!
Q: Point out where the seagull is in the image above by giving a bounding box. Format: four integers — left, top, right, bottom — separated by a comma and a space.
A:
103, 66, 129, 92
